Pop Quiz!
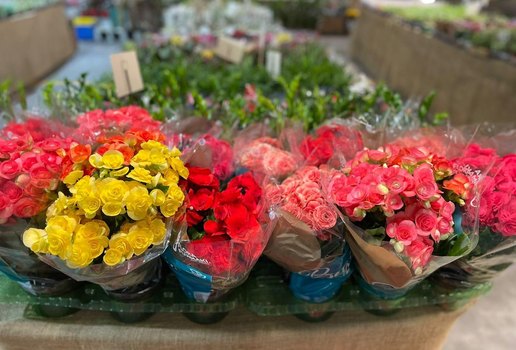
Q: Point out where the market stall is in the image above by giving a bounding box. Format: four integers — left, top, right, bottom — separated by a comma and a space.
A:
0, 3, 515, 349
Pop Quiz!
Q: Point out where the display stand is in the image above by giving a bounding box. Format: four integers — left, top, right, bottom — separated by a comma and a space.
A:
350, 7, 516, 125
0, 301, 473, 350
0, 3, 76, 87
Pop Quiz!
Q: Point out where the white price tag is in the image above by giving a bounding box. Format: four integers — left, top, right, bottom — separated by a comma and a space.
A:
266, 50, 282, 78
110, 51, 144, 98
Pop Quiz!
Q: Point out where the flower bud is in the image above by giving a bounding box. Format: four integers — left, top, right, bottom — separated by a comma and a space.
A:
377, 183, 389, 195
353, 207, 366, 219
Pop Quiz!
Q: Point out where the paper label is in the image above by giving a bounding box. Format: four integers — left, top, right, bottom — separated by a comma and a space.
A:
110, 51, 144, 97
215, 37, 247, 64
266, 50, 282, 78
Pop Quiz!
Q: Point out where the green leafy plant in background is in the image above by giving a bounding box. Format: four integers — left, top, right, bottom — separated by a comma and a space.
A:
384, 4, 515, 58
0, 80, 28, 122
34, 41, 446, 133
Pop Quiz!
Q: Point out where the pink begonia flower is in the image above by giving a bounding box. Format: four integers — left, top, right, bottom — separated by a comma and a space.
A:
405, 237, 434, 271
387, 219, 418, 245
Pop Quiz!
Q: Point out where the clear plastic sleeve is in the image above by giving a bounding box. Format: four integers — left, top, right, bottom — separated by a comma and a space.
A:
0, 218, 78, 296
233, 123, 301, 182
167, 200, 273, 303
165, 136, 273, 303
264, 165, 354, 303
161, 116, 223, 151
296, 119, 365, 168
325, 138, 482, 298
71, 106, 163, 144
431, 125, 516, 288
33, 219, 172, 296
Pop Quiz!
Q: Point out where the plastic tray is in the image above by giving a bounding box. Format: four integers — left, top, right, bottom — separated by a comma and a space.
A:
0, 259, 492, 323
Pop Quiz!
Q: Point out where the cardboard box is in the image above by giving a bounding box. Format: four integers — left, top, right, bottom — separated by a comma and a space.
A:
0, 4, 76, 87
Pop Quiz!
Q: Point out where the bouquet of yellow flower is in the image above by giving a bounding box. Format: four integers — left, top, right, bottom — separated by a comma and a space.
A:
22, 130, 189, 297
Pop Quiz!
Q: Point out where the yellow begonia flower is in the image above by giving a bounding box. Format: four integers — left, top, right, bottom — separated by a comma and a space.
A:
89, 153, 104, 168
102, 202, 124, 216
150, 173, 162, 188
72, 176, 97, 202
99, 178, 128, 204
46, 228, 72, 260
103, 248, 124, 266
141, 140, 166, 151
109, 233, 134, 259
47, 215, 78, 234
126, 187, 153, 221
75, 220, 110, 241
149, 145, 166, 157
63, 170, 84, 185
110, 167, 129, 177
149, 218, 167, 245
161, 198, 182, 217
66, 244, 93, 268
150, 189, 166, 206
47, 192, 71, 217
131, 149, 151, 167
168, 147, 181, 158
101, 150, 125, 169
127, 227, 154, 255
78, 196, 102, 219
22, 228, 48, 253
161, 169, 179, 187
74, 235, 109, 259
127, 167, 153, 184
168, 157, 189, 179
167, 184, 185, 203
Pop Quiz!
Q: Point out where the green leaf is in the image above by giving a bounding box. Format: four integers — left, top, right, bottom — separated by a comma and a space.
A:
17, 82, 27, 111
448, 234, 472, 256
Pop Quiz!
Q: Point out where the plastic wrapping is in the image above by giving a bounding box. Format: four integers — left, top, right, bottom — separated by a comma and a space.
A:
37, 220, 171, 294
431, 126, 516, 288
181, 134, 235, 181
167, 170, 272, 303
0, 120, 74, 225
71, 106, 163, 144
0, 117, 79, 296
326, 143, 481, 299
161, 116, 223, 151
233, 123, 301, 181
297, 120, 365, 168
19, 124, 188, 301
264, 166, 354, 303
0, 218, 78, 296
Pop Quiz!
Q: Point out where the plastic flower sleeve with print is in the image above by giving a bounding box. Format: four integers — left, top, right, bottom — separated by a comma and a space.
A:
166, 167, 273, 303
264, 165, 354, 303
22, 125, 188, 295
326, 144, 481, 297
431, 126, 516, 288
